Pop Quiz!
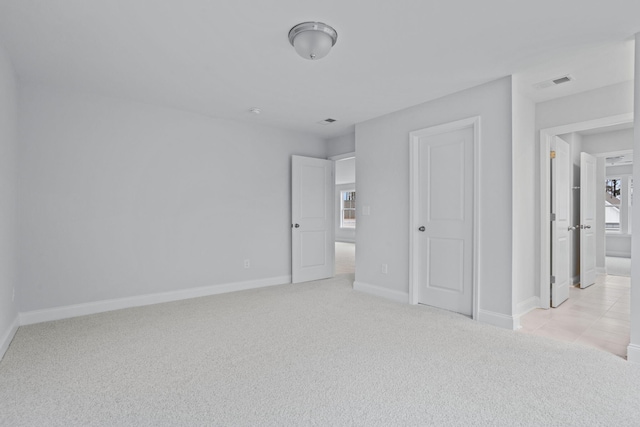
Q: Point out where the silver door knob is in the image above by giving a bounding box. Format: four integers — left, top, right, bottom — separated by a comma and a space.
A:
418, 226, 425, 232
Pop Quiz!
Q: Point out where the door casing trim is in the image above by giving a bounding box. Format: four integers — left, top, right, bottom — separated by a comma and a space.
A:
539, 113, 633, 309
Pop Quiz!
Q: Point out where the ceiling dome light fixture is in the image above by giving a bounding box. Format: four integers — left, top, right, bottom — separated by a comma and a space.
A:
288, 22, 338, 60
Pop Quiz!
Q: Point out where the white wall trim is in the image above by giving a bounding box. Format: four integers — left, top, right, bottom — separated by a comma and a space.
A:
328, 151, 356, 161
353, 281, 409, 304
515, 296, 540, 317
512, 296, 541, 330
409, 116, 481, 321
477, 309, 517, 330
19, 276, 291, 326
628, 344, 640, 363
606, 251, 632, 258
0, 316, 19, 361
336, 238, 356, 243
596, 267, 607, 275
539, 113, 633, 309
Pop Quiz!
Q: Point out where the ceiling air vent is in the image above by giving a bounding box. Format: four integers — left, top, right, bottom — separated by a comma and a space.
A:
533, 74, 574, 90
317, 118, 337, 125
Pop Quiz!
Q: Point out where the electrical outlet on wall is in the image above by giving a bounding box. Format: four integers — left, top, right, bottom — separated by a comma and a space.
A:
244, 259, 250, 269
381, 264, 388, 274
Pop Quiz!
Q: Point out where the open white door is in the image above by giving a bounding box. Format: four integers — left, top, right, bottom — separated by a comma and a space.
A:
291, 155, 334, 283
551, 136, 571, 307
580, 152, 597, 288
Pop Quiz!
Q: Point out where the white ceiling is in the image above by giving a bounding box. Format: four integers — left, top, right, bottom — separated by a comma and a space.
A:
1, 0, 639, 138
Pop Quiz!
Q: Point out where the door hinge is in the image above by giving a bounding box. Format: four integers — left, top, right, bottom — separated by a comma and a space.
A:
550, 275, 556, 284
550, 213, 556, 221
550, 150, 556, 159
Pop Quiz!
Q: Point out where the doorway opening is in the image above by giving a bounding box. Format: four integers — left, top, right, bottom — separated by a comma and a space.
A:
530, 115, 633, 358
539, 114, 633, 306
332, 153, 356, 277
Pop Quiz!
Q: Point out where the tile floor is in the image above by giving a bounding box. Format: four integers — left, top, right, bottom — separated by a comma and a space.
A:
518, 274, 631, 359
335, 242, 355, 275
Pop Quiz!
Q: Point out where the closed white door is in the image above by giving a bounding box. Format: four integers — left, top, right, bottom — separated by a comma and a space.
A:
551, 136, 571, 307
412, 125, 474, 315
291, 155, 334, 283
580, 152, 597, 288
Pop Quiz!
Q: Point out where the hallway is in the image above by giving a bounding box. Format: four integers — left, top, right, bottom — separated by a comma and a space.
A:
519, 274, 630, 359
335, 242, 355, 275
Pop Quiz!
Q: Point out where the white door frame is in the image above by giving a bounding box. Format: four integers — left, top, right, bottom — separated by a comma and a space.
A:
409, 116, 480, 321
539, 113, 633, 308
329, 152, 356, 161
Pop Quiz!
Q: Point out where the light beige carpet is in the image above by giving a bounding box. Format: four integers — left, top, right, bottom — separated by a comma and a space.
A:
1, 276, 639, 426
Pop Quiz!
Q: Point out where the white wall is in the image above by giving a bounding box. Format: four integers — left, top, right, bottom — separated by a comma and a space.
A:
0, 42, 18, 358
630, 33, 640, 363
335, 157, 355, 184
581, 128, 634, 153
327, 133, 355, 158
512, 77, 538, 316
537, 81, 634, 131
355, 77, 514, 326
17, 85, 327, 313
606, 234, 631, 258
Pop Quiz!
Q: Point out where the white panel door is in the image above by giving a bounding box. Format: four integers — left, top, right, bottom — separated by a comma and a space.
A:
551, 136, 571, 307
291, 155, 334, 283
580, 152, 597, 289
415, 126, 473, 315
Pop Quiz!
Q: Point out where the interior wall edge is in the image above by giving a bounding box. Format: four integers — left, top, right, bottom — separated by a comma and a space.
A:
0, 315, 19, 362
627, 344, 640, 363
514, 295, 540, 318
477, 309, 518, 330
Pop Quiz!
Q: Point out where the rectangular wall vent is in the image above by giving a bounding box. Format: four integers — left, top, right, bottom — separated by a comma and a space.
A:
533, 74, 574, 90
552, 76, 572, 85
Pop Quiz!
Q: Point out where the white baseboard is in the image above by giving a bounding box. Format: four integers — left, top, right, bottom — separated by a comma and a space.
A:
19, 275, 291, 326
512, 296, 541, 330
335, 238, 355, 244
627, 344, 640, 363
477, 309, 517, 330
596, 267, 606, 275
353, 281, 409, 304
515, 296, 540, 317
0, 315, 19, 361
606, 251, 631, 258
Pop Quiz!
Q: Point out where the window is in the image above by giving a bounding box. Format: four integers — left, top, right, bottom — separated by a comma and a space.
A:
341, 190, 356, 228
605, 178, 621, 231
